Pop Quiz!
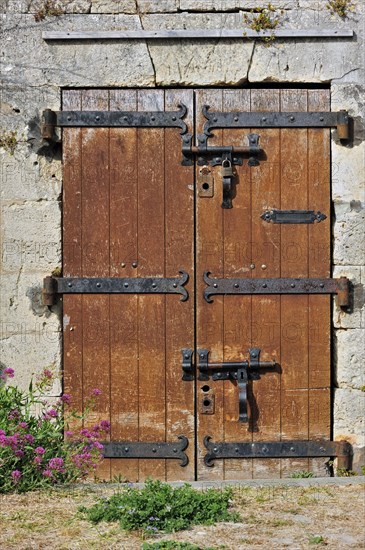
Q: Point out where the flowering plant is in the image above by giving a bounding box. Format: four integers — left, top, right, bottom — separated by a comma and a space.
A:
0, 367, 110, 493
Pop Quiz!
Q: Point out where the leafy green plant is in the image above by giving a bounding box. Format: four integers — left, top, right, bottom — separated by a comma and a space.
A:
336, 468, 358, 477
34, 0, 64, 22
79, 479, 239, 534
243, 3, 282, 42
0, 131, 20, 155
361, 465, 365, 475
308, 534, 326, 545
0, 367, 109, 493
326, 0, 355, 17
289, 471, 314, 478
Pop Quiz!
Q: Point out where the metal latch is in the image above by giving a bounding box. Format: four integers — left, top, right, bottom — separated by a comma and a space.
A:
197, 348, 277, 423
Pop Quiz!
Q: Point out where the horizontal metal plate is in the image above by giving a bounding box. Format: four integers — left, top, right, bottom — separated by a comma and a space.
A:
203, 272, 349, 304
203, 437, 353, 467
103, 436, 189, 466
261, 209, 327, 224
202, 107, 349, 135
44, 105, 188, 134
44, 271, 189, 302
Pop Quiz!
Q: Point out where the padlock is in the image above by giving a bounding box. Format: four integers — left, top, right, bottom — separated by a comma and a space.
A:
221, 158, 233, 178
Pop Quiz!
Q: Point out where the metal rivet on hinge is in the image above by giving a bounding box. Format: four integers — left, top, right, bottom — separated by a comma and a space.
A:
70, 327, 74, 331
96, 282, 101, 288
173, 283, 177, 288
213, 447, 218, 452
68, 282, 72, 287
234, 116, 238, 122
213, 283, 218, 288
235, 447, 239, 453
121, 263, 126, 268
262, 117, 267, 122
67, 116, 71, 121
262, 283, 267, 288
172, 116, 176, 121
250, 264, 255, 269
152, 283, 157, 288
132, 262, 138, 268
152, 448, 157, 453
124, 447, 129, 452
124, 283, 129, 288
213, 117, 218, 122
96, 116, 100, 121
261, 264, 267, 270
290, 116, 295, 121
234, 283, 239, 288
173, 448, 177, 453
151, 116, 155, 121
320, 283, 324, 288
291, 283, 295, 288
320, 117, 324, 121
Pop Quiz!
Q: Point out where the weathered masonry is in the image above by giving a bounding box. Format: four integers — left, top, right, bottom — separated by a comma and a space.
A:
1, 1, 364, 481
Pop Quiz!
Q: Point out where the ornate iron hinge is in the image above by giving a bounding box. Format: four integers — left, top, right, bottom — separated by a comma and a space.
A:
42, 271, 189, 305
197, 348, 276, 423
203, 438, 353, 469
41, 105, 188, 140
202, 106, 350, 140
103, 436, 189, 466
203, 272, 350, 307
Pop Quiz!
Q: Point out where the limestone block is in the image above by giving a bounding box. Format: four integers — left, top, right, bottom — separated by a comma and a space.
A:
0, 271, 61, 330
332, 142, 365, 202
333, 388, 365, 442
137, 0, 179, 13
1, 201, 61, 273
0, 151, 61, 201
333, 266, 363, 329
0, 333, 61, 394
90, 0, 136, 13
333, 202, 365, 266
335, 329, 365, 389
362, 266, 365, 328
143, 14, 253, 85
1, 15, 154, 88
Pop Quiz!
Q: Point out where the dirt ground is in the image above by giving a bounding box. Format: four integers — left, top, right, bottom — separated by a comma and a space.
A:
0, 480, 364, 549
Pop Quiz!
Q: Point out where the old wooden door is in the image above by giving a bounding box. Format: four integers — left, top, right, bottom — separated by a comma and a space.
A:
61, 88, 339, 481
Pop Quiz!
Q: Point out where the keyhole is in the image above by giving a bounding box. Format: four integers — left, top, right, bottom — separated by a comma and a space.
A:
202, 183, 210, 190
201, 385, 210, 392
203, 399, 211, 407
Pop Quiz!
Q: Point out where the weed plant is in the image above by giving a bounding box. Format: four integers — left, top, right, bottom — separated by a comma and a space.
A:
0, 367, 109, 492
79, 479, 239, 534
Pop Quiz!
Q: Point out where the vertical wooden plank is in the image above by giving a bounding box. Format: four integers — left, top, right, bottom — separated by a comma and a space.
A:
250, 89, 281, 479
164, 89, 195, 481
109, 90, 139, 482
137, 90, 166, 481
280, 89, 309, 476
62, 90, 83, 432
81, 89, 111, 480
221, 89, 253, 480
196, 88, 224, 481
307, 89, 331, 476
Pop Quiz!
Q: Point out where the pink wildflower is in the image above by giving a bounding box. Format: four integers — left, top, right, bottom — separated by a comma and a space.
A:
34, 446, 46, 455
100, 420, 110, 432
1, 367, 14, 380
60, 393, 71, 404
44, 408, 58, 420
15, 449, 25, 458
42, 469, 53, 478
11, 470, 22, 483
24, 434, 35, 444
17, 421, 28, 430
91, 388, 102, 396
43, 369, 53, 379
34, 456, 43, 465
48, 457, 65, 472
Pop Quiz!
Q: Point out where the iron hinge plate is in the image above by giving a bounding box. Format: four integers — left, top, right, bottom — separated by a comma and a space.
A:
42, 271, 189, 305
261, 209, 327, 224
102, 436, 189, 466
203, 272, 350, 307
203, 437, 353, 469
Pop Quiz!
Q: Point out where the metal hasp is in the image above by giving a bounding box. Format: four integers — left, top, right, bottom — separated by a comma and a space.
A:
102, 436, 189, 466
203, 272, 350, 307
197, 348, 276, 423
261, 209, 327, 224
181, 349, 194, 381
202, 107, 350, 140
203, 438, 353, 469
41, 104, 188, 138
42, 271, 189, 305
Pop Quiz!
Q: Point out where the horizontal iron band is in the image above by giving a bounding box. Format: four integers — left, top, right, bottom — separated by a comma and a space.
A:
203, 273, 349, 306
43, 29, 354, 40
202, 108, 349, 132
203, 437, 352, 468
261, 209, 327, 224
43, 271, 189, 304
102, 436, 189, 466
41, 105, 188, 136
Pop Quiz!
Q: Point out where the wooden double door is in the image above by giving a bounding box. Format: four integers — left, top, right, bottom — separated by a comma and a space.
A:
62, 87, 332, 481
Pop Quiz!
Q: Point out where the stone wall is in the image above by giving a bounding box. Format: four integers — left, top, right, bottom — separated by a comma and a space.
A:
1, 0, 364, 471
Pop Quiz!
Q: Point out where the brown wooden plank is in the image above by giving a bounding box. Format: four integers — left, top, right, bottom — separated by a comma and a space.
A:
137, 89, 166, 481
307, 89, 331, 476
62, 90, 83, 433
250, 89, 282, 479
196, 88, 224, 481
109, 90, 139, 482
164, 89, 195, 481
221, 89, 253, 480
280, 89, 309, 475
81, 89, 111, 481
